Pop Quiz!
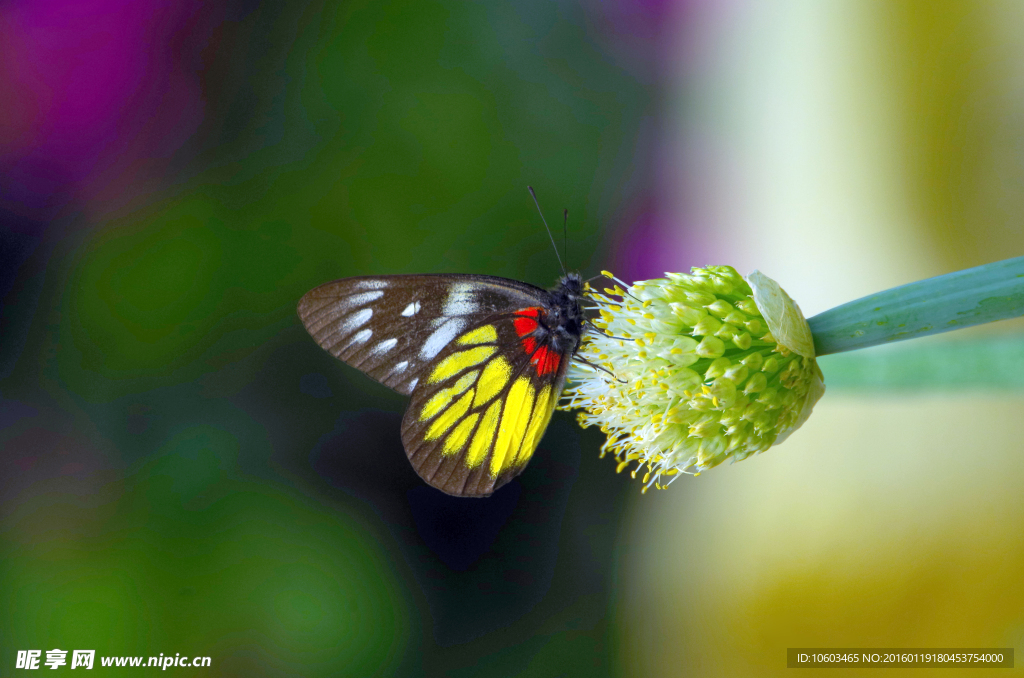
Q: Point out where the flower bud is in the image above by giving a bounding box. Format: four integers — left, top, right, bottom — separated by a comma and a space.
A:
707, 300, 735, 318
695, 335, 726, 358
562, 266, 825, 492
692, 315, 722, 337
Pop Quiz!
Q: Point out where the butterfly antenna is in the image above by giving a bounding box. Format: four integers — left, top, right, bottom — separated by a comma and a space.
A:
563, 208, 569, 270
528, 186, 567, 277
574, 354, 626, 383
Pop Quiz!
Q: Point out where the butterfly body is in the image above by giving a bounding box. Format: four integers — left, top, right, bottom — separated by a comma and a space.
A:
298, 272, 585, 497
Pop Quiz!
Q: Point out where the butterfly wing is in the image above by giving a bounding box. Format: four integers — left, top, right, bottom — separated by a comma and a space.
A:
298, 274, 576, 497
400, 305, 573, 497
297, 274, 546, 396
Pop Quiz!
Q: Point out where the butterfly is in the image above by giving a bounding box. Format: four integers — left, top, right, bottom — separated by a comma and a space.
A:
297, 272, 587, 497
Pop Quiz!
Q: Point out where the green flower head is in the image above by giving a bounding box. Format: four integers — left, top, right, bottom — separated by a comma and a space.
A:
562, 266, 825, 492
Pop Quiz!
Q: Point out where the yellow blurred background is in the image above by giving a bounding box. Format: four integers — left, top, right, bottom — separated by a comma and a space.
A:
620, 2, 1024, 675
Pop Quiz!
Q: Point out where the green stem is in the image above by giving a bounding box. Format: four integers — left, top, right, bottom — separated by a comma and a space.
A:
807, 256, 1024, 356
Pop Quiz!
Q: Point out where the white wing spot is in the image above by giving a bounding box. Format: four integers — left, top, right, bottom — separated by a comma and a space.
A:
351, 329, 372, 344
420, 318, 465, 360
354, 279, 388, 290
338, 308, 372, 335
372, 338, 398, 355
407, 378, 419, 391
345, 290, 384, 307
442, 282, 477, 316
393, 360, 409, 373
401, 301, 421, 317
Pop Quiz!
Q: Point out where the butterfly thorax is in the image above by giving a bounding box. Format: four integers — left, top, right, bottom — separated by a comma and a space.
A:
540, 273, 586, 357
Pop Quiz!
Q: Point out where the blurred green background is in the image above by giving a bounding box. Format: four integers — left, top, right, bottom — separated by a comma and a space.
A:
3, 0, 1024, 676
1, 1, 650, 675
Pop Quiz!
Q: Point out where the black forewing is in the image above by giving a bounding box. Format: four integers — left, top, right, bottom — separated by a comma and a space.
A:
297, 274, 549, 395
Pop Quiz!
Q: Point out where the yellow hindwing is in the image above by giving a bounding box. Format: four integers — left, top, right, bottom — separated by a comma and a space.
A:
467, 400, 502, 468
443, 412, 480, 456
457, 325, 498, 345
429, 346, 495, 384
425, 389, 475, 441
490, 377, 536, 477
420, 372, 478, 421
516, 385, 553, 466
414, 326, 559, 480
474, 355, 512, 407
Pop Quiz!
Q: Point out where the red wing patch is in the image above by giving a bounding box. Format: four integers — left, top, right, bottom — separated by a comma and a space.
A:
513, 307, 540, 336
530, 345, 560, 375
512, 307, 562, 376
